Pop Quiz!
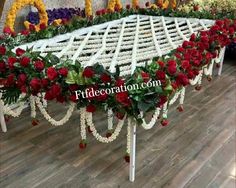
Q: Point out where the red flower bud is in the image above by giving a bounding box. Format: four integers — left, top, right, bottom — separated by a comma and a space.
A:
34, 60, 44, 71
82, 67, 94, 78
47, 67, 58, 80
58, 67, 68, 77
16, 48, 26, 56
20, 56, 31, 67
100, 73, 111, 83
39, 23, 47, 30
7, 57, 17, 69
86, 104, 96, 113
0, 45, 6, 55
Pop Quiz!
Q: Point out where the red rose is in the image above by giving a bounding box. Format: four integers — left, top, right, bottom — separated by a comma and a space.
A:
20, 85, 27, 93
115, 78, 125, 86
141, 71, 150, 83
182, 41, 189, 48
7, 57, 17, 69
69, 84, 79, 92
126, 4, 131, 9
176, 47, 185, 53
20, 30, 30, 36
193, 69, 199, 76
190, 33, 196, 41
181, 60, 190, 70
41, 78, 49, 88
201, 36, 209, 43
0, 61, 6, 72
16, 48, 25, 56
44, 91, 54, 100
101, 9, 107, 15
156, 70, 166, 80
47, 67, 58, 80
215, 20, 224, 26
187, 70, 195, 79
192, 59, 200, 66
205, 52, 213, 60
176, 73, 189, 86
18, 74, 27, 84
3, 27, 13, 35
157, 96, 167, 107
161, 119, 169, 126
82, 67, 94, 78
39, 23, 47, 30
30, 78, 41, 92
69, 94, 77, 103
0, 45, 6, 55
157, 61, 165, 68
175, 53, 182, 59
171, 82, 178, 90
100, 73, 111, 83
58, 68, 68, 77
6, 73, 15, 86
116, 112, 125, 120
167, 60, 176, 67
20, 56, 31, 67
115, 92, 131, 107
96, 10, 102, 16
29, 24, 36, 31
34, 60, 44, 71
167, 65, 177, 75
51, 84, 61, 97
86, 104, 96, 112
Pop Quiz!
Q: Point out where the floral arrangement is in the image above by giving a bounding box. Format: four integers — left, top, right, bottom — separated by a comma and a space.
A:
1, 15, 235, 124
178, 0, 236, 15
27, 7, 85, 25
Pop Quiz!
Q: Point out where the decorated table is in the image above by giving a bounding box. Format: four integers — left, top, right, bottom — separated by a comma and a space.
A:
0, 0, 235, 182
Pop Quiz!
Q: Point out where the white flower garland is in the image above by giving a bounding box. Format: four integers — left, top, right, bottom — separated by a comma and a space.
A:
179, 87, 186, 105
85, 111, 126, 143
1, 93, 26, 117
141, 107, 161, 130
34, 96, 75, 126
189, 70, 203, 86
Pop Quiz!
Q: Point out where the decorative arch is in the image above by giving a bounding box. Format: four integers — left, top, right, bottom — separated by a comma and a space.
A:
5, 0, 48, 31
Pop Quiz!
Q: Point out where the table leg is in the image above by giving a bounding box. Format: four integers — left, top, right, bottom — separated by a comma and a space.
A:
129, 121, 136, 182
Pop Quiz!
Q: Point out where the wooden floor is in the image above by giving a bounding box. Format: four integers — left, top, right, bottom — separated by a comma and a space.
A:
0, 57, 235, 188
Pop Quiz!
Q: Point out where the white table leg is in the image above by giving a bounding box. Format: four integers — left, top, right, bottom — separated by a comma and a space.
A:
218, 47, 226, 76
129, 121, 136, 182
0, 101, 7, 132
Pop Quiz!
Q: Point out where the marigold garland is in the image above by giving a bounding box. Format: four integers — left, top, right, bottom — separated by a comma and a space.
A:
85, 0, 93, 17
5, 0, 48, 32
132, 0, 139, 8
108, 0, 122, 12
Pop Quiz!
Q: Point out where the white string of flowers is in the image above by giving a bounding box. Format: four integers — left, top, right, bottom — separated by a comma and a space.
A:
34, 95, 75, 126
203, 60, 214, 76
141, 107, 161, 130
189, 70, 203, 86
80, 107, 87, 140
169, 90, 181, 105
2, 93, 26, 117
162, 102, 168, 119
85, 111, 126, 143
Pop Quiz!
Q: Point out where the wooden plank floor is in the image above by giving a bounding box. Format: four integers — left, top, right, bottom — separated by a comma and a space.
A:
0, 57, 235, 188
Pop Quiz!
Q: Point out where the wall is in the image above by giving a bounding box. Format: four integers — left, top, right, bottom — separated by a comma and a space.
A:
0, 0, 156, 33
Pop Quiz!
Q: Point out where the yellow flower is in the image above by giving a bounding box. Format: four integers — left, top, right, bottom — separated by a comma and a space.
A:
53, 19, 62, 26
150, 4, 158, 9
